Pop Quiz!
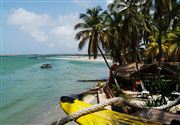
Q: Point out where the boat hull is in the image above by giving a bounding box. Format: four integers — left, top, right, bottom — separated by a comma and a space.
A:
60, 96, 160, 125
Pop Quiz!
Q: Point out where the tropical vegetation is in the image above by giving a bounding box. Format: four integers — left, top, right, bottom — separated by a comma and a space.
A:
74, 0, 180, 64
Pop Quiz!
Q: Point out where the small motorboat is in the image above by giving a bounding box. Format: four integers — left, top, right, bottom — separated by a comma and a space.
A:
41, 64, 52, 69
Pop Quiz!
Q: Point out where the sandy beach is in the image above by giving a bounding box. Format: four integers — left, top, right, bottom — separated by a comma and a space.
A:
48, 56, 113, 63
2, 0, 180, 124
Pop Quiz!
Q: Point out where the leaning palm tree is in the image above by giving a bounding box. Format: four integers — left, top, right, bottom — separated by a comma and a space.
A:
74, 6, 121, 90
74, 6, 108, 59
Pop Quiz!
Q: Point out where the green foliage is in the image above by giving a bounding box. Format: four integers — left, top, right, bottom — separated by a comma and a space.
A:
74, 6, 107, 59
167, 28, 180, 61
145, 77, 177, 107
145, 32, 169, 61
75, 0, 180, 63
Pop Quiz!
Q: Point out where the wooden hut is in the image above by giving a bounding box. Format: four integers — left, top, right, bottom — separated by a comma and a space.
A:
114, 62, 144, 78
131, 62, 180, 93
113, 63, 144, 90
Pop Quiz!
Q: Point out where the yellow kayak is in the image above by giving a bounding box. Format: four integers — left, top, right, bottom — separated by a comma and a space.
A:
60, 96, 161, 125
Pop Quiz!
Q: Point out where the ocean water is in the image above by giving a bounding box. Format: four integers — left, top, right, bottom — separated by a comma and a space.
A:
0, 56, 109, 125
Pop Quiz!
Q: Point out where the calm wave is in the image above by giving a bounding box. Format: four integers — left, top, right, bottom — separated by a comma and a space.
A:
0, 56, 109, 125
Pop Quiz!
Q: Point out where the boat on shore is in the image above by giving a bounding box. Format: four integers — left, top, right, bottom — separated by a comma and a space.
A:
59, 96, 161, 125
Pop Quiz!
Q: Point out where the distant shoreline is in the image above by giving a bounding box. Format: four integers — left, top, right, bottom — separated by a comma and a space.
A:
49, 56, 112, 63
1, 54, 113, 63
0, 53, 109, 57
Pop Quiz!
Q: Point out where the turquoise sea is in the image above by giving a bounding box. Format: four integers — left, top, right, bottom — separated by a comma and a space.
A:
0, 55, 109, 125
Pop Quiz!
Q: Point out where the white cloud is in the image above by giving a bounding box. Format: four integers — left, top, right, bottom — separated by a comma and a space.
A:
51, 13, 79, 38
8, 8, 82, 52
106, 0, 114, 5
58, 13, 79, 25
52, 25, 73, 38
8, 8, 51, 42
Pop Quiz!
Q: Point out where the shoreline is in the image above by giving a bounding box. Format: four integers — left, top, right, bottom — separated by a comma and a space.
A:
30, 85, 180, 125
29, 85, 99, 125
50, 86, 99, 125
48, 56, 113, 63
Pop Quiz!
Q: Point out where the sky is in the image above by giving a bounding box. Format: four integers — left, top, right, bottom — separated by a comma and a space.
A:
1, 0, 114, 55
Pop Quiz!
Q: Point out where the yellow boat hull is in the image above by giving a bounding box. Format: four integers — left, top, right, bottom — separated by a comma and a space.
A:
60, 96, 161, 125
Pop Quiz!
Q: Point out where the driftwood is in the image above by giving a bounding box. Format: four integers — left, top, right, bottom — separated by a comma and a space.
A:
56, 97, 145, 125
77, 79, 107, 82
153, 96, 180, 110
57, 96, 180, 125
135, 96, 180, 124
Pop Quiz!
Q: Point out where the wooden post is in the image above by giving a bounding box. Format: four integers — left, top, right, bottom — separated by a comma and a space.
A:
178, 77, 180, 92
97, 91, 100, 103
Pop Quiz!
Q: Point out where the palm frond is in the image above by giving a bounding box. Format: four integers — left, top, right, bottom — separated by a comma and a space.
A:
74, 23, 89, 30
168, 43, 177, 55
75, 30, 90, 40
79, 13, 89, 19
78, 35, 89, 50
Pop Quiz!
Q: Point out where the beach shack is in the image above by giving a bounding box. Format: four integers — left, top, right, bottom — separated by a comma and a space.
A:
113, 63, 144, 90
131, 62, 180, 94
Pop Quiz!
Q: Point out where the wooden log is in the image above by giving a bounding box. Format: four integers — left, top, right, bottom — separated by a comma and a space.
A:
153, 96, 180, 110
77, 79, 107, 82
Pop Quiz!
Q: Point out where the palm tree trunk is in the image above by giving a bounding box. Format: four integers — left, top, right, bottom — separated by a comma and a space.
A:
97, 45, 121, 91
138, 51, 142, 62
131, 33, 139, 70
158, 26, 162, 65
121, 52, 127, 65
97, 44, 111, 69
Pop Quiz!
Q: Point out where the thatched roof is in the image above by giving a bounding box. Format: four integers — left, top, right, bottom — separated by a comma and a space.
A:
115, 62, 180, 79
115, 63, 144, 78
132, 62, 180, 77
162, 62, 180, 76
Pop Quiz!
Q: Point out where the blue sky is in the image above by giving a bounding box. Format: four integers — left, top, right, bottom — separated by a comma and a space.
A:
1, 0, 113, 55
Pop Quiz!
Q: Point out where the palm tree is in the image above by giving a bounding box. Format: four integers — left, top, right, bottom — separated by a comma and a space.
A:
108, 0, 150, 69
103, 11, 127, 65
153, 0, 179, 64
74, 6, 108, 59
145, 33, 169, 62
75, 6, 122, 91
167, 27, 180, 61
